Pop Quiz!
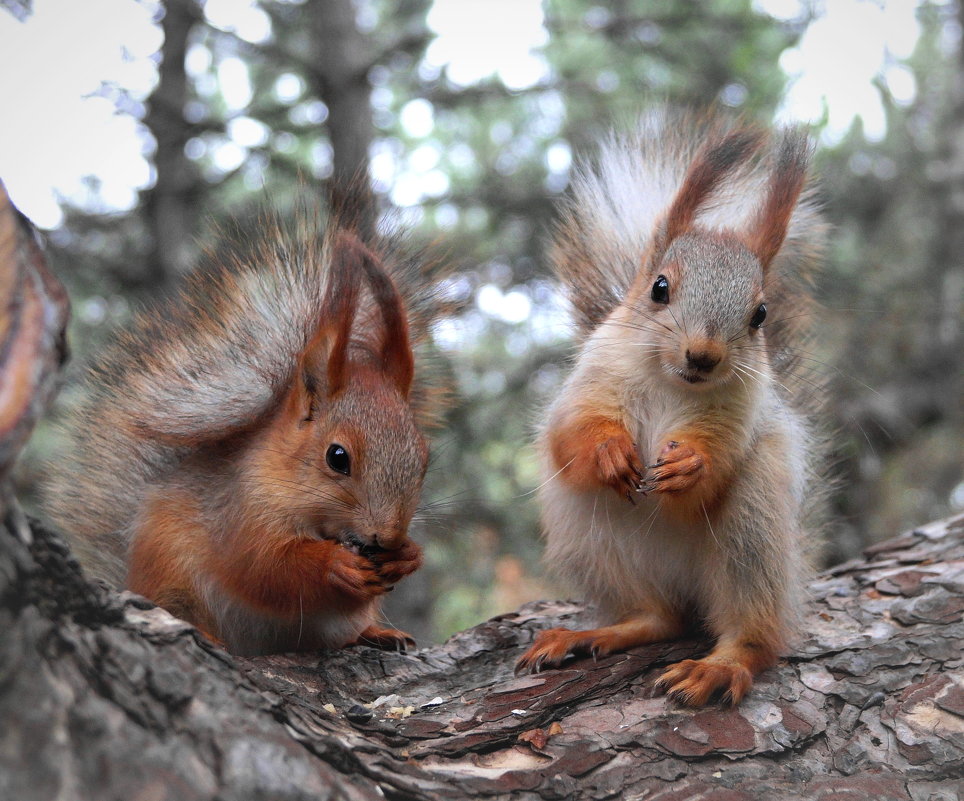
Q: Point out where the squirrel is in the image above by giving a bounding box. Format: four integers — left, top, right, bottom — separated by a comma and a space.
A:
516, 109, 827, 706
43, 210, 447, 656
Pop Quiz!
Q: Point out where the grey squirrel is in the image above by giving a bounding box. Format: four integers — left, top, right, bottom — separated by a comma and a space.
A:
516, 109, 827, 706
43, 213, 447, 656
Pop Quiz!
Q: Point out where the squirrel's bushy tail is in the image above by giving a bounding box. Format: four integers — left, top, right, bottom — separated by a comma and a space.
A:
551, 108, 827, 386
43, 205, 449, 587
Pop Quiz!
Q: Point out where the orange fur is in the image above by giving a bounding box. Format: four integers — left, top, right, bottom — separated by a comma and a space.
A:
656, 629, 780, 706
211, 533, 385, 617
549, 412, 643, 498
650, 422, 741, 522
350, 624, 416, 651
518, 606, 685, 673
127, 489, 213, 632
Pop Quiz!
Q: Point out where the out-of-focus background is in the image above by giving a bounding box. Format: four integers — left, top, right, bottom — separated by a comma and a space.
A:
2, 0, 961, 643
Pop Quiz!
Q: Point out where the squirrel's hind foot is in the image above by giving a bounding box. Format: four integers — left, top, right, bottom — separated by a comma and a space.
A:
655, 656, 753, 707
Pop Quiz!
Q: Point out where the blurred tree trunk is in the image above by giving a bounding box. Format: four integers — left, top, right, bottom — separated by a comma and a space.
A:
142, 0, 202, 288
305, 0, 375, 225
928, 0, 964, 432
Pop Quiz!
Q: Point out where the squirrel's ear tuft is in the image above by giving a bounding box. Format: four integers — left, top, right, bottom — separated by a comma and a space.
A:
745, 128, 811, 271
652, 126, 764, 262
296, 230, 364, 401
356, 248, 415, 399
316, 229, 414, 399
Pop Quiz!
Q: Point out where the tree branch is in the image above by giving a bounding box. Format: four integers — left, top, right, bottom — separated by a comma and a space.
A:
4, 502, 963, 798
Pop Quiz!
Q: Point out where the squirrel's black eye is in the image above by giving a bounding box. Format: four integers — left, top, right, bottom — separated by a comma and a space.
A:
651, 275, 670, 304
326, 444, 351, 476
750, 303, 767, 329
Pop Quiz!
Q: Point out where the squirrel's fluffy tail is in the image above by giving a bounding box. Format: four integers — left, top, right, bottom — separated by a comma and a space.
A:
551, 108, 827, 380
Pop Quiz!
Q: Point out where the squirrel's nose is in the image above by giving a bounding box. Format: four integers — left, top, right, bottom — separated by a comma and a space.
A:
375, 524, 407, 551
685, 348, 721, 373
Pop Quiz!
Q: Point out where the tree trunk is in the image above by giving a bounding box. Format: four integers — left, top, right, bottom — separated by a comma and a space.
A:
306, 0, 375, 226
141, 0, 202, 288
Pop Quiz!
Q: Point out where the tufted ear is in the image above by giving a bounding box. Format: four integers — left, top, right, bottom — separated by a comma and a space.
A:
745, 128, 811, 271
349, 233, 414, 398
293, 231, 364, 419
303, 230, 413, 399
650, 126, 763, 264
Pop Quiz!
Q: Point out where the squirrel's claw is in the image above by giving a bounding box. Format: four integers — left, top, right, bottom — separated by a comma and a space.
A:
621, 469, 646, 503
644, 440, 707, 495
655, 657, 753, 707
352, 625, 416, 653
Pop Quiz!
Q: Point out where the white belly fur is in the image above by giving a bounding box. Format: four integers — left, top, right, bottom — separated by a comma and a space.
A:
538, 386, 761, 623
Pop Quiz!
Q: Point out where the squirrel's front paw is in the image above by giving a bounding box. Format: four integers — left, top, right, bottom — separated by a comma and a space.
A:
593, 432, 645, 503
370, 540, 423, 584
646, 439, 706, 494
328, 549, 387, 603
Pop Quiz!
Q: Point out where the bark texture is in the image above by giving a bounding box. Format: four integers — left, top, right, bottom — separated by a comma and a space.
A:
2, 510, 963, 801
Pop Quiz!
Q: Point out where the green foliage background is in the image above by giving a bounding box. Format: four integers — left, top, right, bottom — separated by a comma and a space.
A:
11, 0, 963, 641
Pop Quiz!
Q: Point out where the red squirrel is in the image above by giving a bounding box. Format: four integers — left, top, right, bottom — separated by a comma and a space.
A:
517, 110, 827, 705
44, 214, 446, 656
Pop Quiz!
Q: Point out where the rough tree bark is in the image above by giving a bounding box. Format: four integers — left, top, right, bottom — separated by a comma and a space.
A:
3, 506, 964, 800
2, 183, 963, 799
